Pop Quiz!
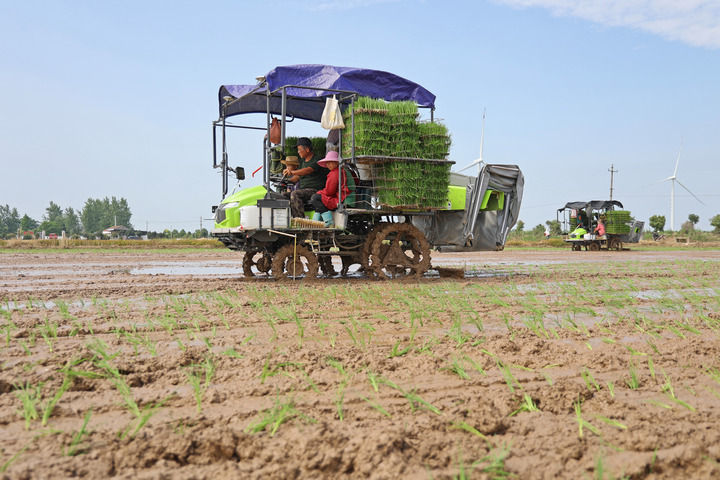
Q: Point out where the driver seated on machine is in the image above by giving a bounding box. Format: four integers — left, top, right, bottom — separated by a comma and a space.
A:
594, 217, 606, 237
282, 137, 327, 218
310, 150, 349, 228
569, 209, 588, 238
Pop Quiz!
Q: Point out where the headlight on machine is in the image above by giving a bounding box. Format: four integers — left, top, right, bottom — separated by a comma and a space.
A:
215, 202, 239, 223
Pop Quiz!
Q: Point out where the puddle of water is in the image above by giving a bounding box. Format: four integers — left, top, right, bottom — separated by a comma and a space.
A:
425, 269, 513, 279
631, 287, 717, 300
130, 260, 243, 276
131, 266, 243, 275
2, 298, 90, 311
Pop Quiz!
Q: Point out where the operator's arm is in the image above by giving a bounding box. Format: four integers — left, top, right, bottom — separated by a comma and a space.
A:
289, 166, 314, 177
287, 166, 313, 183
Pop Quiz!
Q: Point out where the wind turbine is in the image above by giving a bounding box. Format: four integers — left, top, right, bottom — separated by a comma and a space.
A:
457, 109, 486, 175
664, 146, 704, 231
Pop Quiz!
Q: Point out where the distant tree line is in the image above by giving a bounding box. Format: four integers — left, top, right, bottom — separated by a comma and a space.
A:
651, 213, 720, 234
2, 199, 211, 239
0, 197, 132, 239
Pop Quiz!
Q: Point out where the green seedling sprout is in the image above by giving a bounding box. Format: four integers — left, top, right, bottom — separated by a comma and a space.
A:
509, 394, 540, 416
470, 444, 513, 479
87, 339, 141, 418
1, 442, 31, 473
65, 409, 92, 456
361, 396, 391, 417
402, 388, 441, 415
582, 368, 601, 392
661, 370, 695, 411
607, 381, 615, 399
389, 340, 411, 358
594, 454, 607, 480
447, 318, 471, 346
39, 318, 58, 352
294, 314, 304, 348
335, 380, 348, 421
317, 321, 329, 336
41, 375, 73, 426
367, 370, 380, 393
186, 355, 216, 413
245, 396, 314, 436
647, 357, 655, 380
497, 360, 521, 393
626, 363, 640, 390
222, 348, 243, 358
450, 421, 492, 447
299, 367, 319, 393
14, 381, 41, 429
125, 394, 174, 438
574, 399, 600, 438
463, 354, 486, 375
444, 357, 469, 380
416, 336, 439, 355
595, 415, 627, 430
2, 315, 17, 347
323, 356, 344, 376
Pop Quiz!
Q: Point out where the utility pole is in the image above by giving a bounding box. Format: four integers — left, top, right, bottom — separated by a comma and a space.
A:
608, 164, 618, 200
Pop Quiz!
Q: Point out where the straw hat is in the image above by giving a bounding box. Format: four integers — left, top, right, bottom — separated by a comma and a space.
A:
317, 151, 339, 168
282, 156, 299, 167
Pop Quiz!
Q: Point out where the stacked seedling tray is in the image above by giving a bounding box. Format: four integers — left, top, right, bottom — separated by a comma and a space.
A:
605, 210, 632, 234
387, 101, 421, 158
342, 96, 453, 210
341, 97, 390, 158
418, 121, 451, 160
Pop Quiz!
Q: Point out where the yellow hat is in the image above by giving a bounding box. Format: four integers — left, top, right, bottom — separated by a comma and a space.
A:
281, 156, 299, 166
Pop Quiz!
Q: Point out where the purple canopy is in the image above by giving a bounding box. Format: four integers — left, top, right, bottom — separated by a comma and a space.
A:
218, 64, 436, 121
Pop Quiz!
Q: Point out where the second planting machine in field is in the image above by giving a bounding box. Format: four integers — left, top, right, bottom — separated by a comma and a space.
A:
557, 200, 644, 251
211, 65, 524, 279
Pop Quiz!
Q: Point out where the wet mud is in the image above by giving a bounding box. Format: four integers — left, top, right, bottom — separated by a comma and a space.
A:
1, 248, 719, 478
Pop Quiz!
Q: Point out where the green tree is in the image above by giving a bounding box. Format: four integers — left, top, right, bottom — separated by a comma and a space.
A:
39, 201, 65, 234
63, 207, 81, 235
688, 213, 699, 225
45, 202, 63, 222
81, 198, 104, 234
81, 196, 133, 235
710, 214, 720, 233
515, 220, 525, 232
108, 197, 132, 228
20, 214, 39, 232
545, 220, 562, 236
0, 205, 21, 237
532, 224, 544, 236
649, 215, 666, 232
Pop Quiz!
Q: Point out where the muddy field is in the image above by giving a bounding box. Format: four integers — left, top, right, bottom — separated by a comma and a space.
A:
1, 248, 720, 479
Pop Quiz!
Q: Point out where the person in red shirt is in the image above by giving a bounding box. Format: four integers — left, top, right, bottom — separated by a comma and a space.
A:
594, 218, 606, 236
310, 150, 349, 227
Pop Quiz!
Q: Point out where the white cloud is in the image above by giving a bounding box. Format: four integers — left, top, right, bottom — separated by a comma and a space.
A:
495, 0, 720, 48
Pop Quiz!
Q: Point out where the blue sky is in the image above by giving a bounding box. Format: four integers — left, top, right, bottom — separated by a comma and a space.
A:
1, 0, 718, 232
